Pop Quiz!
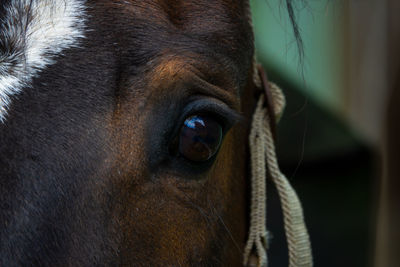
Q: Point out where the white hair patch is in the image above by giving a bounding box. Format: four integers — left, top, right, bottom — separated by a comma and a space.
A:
0, 0, 86, 122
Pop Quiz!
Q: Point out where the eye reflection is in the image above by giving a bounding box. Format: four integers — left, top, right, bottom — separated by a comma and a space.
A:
179, 115, 223, 162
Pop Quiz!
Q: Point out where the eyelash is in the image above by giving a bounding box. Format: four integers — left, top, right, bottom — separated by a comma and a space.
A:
176, 97, 240, 133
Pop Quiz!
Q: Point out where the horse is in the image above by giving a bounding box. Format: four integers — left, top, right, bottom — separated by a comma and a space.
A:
0, 0, 311, 266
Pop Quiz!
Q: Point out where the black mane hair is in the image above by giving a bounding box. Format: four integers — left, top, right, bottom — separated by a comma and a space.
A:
285, 0, 305, 61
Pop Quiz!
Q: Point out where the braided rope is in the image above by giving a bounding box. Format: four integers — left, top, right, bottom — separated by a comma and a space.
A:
244, 92, 269, 267
243, 82, 313, 267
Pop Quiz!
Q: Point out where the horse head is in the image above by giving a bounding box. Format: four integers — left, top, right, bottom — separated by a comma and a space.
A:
0, 0, 312, 266
0, 0, 257, 265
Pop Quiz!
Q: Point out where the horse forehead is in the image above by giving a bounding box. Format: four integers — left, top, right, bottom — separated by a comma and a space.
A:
119, 0, 247, 21
0, 0, 85, 122
93, 0, 252, 54
91, 0, 253, 84
0, 0, 252, 122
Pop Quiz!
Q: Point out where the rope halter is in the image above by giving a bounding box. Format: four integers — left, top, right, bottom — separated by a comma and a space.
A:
243, 66, 313, 267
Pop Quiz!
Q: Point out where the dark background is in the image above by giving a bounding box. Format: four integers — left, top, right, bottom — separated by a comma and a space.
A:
263, 66, 375, 267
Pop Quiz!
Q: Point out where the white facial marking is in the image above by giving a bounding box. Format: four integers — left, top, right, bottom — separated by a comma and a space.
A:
0, 0, 86, 122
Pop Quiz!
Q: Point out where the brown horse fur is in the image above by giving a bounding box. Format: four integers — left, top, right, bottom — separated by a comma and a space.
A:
0, 0, 263, 265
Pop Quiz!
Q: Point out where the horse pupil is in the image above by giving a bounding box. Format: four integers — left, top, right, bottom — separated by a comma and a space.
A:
179, 115, 222, 162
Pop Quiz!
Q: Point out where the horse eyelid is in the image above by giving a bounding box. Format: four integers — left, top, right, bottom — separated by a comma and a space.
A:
178, 97, 243, 132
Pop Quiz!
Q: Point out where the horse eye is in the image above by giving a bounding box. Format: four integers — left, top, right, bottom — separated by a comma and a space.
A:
178, 115, 223, 162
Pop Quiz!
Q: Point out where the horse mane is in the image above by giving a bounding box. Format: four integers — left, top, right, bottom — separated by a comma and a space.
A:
285, 0, 305, 62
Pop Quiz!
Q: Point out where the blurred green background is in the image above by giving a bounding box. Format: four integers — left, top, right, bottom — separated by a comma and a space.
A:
252, 0, 345, 114
250, 1, 376, 266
